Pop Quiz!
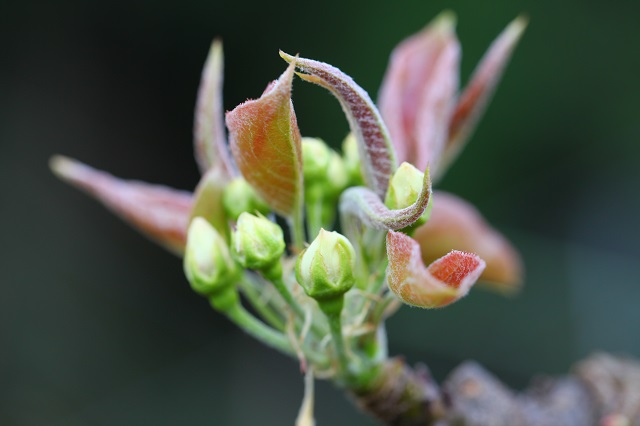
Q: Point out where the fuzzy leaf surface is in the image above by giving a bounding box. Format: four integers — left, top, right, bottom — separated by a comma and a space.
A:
194, 39, 235, 177
280, 51, 396, 199
50, 156, 192, 255
226, 61, 302, 217
386, 230, 485, 308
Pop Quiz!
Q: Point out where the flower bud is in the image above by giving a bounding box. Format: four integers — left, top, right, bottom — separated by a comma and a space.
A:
184, 217, 237, 297
231, 212, 285, 271
302, 137, 331, 183
341, 133, 364, 186
295, 229, 356, 307
222, 177, 270, 221
385, 162, 432, 229
326, 150, 349, 196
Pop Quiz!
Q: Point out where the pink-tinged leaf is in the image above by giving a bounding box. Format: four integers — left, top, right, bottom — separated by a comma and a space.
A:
226, 60, 302, 218
194, 40, 235, 176
340, 167, 431, 230
386, 230, 485, 308
412, 191, 523, 292
280, 51, 396, 199
194, 39, 236, 177
378, 11, 460, 174
440, 16, 527, 177
50, 155, 192, 255
189, 167, 229, 241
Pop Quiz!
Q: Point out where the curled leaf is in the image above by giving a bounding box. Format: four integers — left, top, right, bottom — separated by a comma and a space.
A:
280, 51, 396, 199
226, 60, 303, 218
194, 39, 235, 177
50, 155, 192, 255
440, 16, 527, 177
339, 167, 431, 231
378, 11, 460, 173
386, 230, 485, 308
412, 191, 523, 292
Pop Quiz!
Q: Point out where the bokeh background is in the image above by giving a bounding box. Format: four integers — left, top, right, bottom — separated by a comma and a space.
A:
2, 0, 639, 424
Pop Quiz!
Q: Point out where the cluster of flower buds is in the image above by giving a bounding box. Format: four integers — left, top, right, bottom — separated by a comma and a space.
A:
51, 10, 526, 422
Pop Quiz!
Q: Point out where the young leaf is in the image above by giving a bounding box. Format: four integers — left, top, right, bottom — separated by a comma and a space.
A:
280, 51, 397, 199
412, 191, 523, 292
50, 155, 192, 255
339, 167, 431, 231
440, 16, 527, 177
386, 230, 485, 309
226, 60, 303, 218
194, 39, 236, 177
378, 11, 460, 173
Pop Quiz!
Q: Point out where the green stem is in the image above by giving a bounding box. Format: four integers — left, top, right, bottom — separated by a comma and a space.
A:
269, 273, 328, 338
225, 304, 294, 355
319, 297, 350, 380
329, 313, 349, 376
237, 275, 285, 330
290, 206, 306, 251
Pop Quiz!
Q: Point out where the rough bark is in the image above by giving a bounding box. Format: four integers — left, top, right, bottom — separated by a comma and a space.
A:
351, 353, 640, 426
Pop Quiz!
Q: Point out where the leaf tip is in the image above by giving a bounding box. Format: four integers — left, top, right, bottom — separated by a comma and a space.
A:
431, 10, 457, 33
507, 15, 529, 43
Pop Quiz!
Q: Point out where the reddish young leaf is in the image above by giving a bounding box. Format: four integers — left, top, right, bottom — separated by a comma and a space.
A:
339, 167, 431, 231
226, 60, 303, 218
378, 11, 460, 174
386, 230, 485, 308
280, 51, 397, 199
440, 16, 527, 176
50, 156, 193, 255
412, 191, 523, 292
194, 39, 236, 177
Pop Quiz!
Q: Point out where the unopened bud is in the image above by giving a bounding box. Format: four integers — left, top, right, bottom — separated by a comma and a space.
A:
341, 133, 364, 186
222, 177, 270, 221
385, 162, 432, 229
302, 137, 331, 183
184, 217, 237, 297
295, 229, 356, 315
326, 150, 349, 196
231, 212, 285, 272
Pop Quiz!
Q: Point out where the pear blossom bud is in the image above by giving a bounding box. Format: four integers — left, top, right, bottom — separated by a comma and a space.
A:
222, 177, 270, 221
295, 229, 356, 315
231, 212, 285, 272
302, 137, 332, 183
326, 151, 349, 196
384, 162, 432, 230
341, 133, 364, 186
184, 217, 238, 298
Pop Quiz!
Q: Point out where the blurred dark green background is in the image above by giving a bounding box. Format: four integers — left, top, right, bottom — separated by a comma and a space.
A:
2, 0, 639, 424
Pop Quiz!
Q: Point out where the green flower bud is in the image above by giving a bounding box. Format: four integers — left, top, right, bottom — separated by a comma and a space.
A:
231, 212, 285, 272
295, 229, 356, 312
326, 150, 349, 196
341, 133, 364, 186
184, 217, 237, 297
384, 162, 432, 229
302, 137, 331, 183
222, 177, 270, 221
